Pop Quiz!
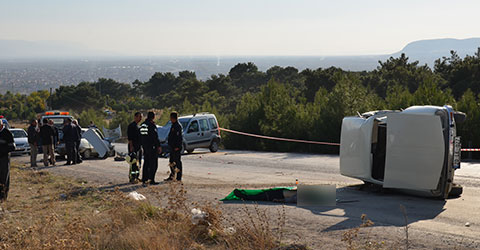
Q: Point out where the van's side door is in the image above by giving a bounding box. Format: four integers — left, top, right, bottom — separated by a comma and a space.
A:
198, 119, 211, 147
383, 113, 445, 191
184, 120, 202, 147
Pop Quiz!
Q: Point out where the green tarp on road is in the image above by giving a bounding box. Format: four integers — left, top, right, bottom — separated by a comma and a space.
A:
221, 187, 295, 201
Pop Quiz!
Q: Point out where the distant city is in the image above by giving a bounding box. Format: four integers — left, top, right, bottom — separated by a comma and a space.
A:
0, 56, 388, 94
0, 38, 479, 94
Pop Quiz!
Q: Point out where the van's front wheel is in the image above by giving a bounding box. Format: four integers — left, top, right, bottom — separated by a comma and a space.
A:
209, 140, 219, 152
83, 149, 92, 159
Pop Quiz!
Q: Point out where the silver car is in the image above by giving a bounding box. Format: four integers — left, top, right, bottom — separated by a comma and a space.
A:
340, 105, 465, 199
157, 113, 221, 153
10, 128, 30, 156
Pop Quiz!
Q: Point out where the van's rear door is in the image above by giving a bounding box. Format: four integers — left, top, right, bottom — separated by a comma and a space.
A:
383, 113, 445, 190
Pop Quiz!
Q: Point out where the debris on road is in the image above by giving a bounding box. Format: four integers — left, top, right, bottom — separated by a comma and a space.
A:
191, 208, 207, 225
224, 226, 236, 235
114, 156, 125, 161
465, 222, 471, 227
127, 191, 146, 201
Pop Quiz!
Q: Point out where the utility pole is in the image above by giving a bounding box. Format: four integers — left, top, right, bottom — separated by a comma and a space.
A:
49, 88, 53, 110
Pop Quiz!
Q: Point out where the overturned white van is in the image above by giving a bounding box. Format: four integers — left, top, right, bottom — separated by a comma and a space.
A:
340, 105, 465, 199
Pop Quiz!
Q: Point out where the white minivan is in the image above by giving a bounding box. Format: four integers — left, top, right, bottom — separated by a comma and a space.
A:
340, 105, 465, 199
158, 113, 221, 153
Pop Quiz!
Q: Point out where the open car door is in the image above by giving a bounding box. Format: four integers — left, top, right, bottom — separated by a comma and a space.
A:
83, 129, 109, 158
383, 113, 445, 190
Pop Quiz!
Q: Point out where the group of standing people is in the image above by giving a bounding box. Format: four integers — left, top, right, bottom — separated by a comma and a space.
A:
128, 111, 183, 186
26, 118, 83, 168
27, 118, 58, 167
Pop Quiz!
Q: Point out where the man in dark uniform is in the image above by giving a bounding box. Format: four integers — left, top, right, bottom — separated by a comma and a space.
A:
72, 120, 83, 164
0, 119, 15, 202
140, 112, 161, 186
40, 118, 55, 166
165, 112, 183, 181
127, 112, 143, 183
63, 118, 78, 165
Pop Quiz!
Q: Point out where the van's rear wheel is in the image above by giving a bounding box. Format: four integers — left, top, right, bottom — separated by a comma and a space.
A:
448, 184, 463, 198
209, 140, 219, 152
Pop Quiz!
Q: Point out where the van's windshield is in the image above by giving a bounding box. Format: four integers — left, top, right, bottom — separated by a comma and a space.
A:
164, 118, 191, 131
179, 118, 190, 130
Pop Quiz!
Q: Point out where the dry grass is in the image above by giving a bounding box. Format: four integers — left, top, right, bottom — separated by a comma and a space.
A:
341, 212, 419, 250
0, 164, 304, 250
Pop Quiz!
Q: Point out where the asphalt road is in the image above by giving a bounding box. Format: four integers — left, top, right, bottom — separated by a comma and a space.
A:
11, 144, 480, 249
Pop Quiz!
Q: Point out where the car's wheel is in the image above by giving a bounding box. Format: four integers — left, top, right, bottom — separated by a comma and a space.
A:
448, 184, 463, 198
186, 148, 194, 154
83, 149, 92, 159
181, 143, 186, 154
209, 140, 219, 152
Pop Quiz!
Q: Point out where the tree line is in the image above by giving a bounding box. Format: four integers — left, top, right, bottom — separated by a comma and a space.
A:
2, 49, 480, 154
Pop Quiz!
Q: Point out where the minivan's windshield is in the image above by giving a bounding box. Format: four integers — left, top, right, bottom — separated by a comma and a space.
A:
179, 118, 190, 130
165, 118, 191, 131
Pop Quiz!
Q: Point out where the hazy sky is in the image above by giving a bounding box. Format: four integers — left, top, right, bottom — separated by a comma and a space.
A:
1, 0, 479, 56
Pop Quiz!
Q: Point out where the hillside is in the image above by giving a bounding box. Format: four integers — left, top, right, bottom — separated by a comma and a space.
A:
393, 38, 480, 65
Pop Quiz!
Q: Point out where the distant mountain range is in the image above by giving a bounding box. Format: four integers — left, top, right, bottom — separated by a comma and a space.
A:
397, 38, 480, 56
393, 38, 480, 65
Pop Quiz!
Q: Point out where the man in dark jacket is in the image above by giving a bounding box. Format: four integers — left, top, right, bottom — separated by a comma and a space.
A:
127, 112, 143, 183
48, 119, 59, 165
40, 118, 55, 166
27, 119, 39, 167
0, 119, 15, 201
165, 112, 183, 181
140, 112, 161, 185
63, 118, 78, 165
72, 120, 83, 164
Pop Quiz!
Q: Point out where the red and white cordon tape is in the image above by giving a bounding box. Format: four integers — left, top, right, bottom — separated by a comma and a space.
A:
220, 128, 480, 151
461, 148, 480, 152
219, 128, 340, 146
